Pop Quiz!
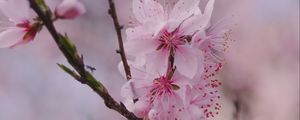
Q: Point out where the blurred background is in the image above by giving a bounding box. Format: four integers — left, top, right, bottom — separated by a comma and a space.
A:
0, 0, 299, 120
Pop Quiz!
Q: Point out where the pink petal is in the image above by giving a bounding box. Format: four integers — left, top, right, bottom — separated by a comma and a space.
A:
0, 0, 30, 23
132, 0, 165, 23
170, 0, 201, 21
125, 26, 147, 41
203, 0, 215, 26
118, 61, 149, 80
174, 46, 198, 79
188, 105, 204, 120
132, 99, 151, 117
126, 21, 164, 41
124, 35, 158, 57
183, 85, 193, 105
151, 93, 186, 120
121, 81, 136, 99
145, 51, 169, 75
125, 21, 157, 39
148, 109, 158, 120
119, 62, 152, 98
192, 30, 207, 48
122, 98, 135, 111
133, 55, 146, 66
0, 28, 25, 48
193, 52, 205, 80
181, 0, 215, 35
121, 79, 152, 99
172, 73, 193, 89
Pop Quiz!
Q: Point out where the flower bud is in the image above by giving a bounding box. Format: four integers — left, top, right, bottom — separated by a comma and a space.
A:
55, 0, 86, 19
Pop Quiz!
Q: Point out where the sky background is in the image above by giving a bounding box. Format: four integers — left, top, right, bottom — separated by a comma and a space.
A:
0, 0, 299, 120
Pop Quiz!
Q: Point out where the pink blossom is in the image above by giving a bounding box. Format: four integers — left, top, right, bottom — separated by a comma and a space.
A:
194, 21, 232, 62
0, 0, 38, 48
182, 79, 222, 119
125, 0, 216, 79
55, 0, 86, 19
119, 62, 190, 119
119, 62, 222, 119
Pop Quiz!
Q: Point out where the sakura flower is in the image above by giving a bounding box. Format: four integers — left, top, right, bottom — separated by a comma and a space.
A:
192, 17, 234, 78
119, 62, 222, 119
125, 0, 216, 79
119, 62, 191, 119
182, 79, 222, 119
0, 0, 40, 48
55, 0, 86, 19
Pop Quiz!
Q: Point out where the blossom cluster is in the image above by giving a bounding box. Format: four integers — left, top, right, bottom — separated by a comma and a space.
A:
1, 0, 232, 119
0, 0, 85, 48
119, 0, 232, 119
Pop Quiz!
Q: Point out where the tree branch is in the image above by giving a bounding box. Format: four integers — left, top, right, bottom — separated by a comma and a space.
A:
108, 0, 131, 80
28, 0, 141, 119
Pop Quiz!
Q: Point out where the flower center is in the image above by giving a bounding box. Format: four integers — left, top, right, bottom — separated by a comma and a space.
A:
153, 76, 173, 94
16, 20, 31, 30
156, 28, 192, 56
148, 76, 180, 101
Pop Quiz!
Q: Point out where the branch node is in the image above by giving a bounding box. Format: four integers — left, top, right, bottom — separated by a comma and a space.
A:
108, 9, 112, 15
116, 49, 121, 54
119, 25, 124, 30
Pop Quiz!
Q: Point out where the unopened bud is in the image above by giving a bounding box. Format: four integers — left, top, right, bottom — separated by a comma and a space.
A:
55, 0, 86, 19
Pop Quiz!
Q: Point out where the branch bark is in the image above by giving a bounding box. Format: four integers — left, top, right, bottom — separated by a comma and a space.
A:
28, 0, 141, 119
108, 0, 132, 80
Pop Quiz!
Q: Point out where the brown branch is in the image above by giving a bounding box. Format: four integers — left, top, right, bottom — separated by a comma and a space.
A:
28, 0, 141, 119
108, 0, 131, 80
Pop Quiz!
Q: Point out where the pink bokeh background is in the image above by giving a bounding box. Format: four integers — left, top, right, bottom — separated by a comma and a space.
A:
0, 0, 299, 120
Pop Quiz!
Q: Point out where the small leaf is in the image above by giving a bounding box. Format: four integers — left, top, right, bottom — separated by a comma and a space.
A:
35, 0, 46, 6
58, 34, 78, 56
57, 63, 81, 81
34, 0, 50, 14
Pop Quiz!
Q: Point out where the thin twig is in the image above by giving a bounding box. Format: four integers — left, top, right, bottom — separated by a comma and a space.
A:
108, 0, 131, 80
28, 0, 141, 119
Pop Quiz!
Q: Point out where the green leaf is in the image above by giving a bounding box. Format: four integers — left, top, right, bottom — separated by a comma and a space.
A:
35, 0, 46, 6
58, 34, 78, 56
57, 63, 81, 81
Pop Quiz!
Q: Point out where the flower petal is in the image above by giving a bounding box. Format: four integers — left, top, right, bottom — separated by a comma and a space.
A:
118, 61, 149, 80
119, 62, 153, 99
181, 0, 215, 35
0, 28, 25, 48
191, 30, 207, 48
174, 46, 198, 79
188, 105, 204, 120
132, 0, 165, 23
124, 35, 158, 57
145, 51, 169, 75
126, 21, 164, 41
133, 99, 151, 117
0, 0, 30, 22
133, 55, 146, 66
170, 0, 201, 22
121, 79, 152, 99
203, 0, 215, 25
